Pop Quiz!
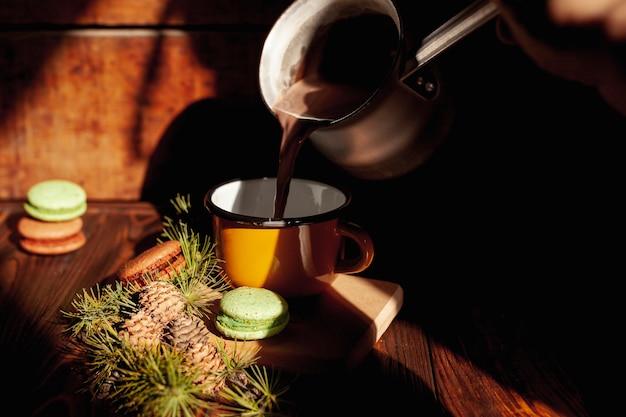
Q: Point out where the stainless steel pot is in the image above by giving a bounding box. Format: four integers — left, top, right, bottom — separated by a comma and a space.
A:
259, 0, 497, 179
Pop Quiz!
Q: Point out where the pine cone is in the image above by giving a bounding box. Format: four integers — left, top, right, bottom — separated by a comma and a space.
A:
118, 310, 163, 349
138, 280, 186, 325
166, 314, 227, 395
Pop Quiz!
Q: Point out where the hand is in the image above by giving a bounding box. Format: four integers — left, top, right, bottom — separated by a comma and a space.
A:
547, 0, 626, 40
492, 0, 626, 116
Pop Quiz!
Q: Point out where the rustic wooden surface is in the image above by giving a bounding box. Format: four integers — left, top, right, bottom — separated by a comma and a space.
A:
0, 0, 292, 201
208, 273, 404, 374
1, 1, 619, 413
0, 201, 598, 416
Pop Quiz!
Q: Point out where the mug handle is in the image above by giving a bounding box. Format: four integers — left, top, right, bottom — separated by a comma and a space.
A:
335, 221, 374, 274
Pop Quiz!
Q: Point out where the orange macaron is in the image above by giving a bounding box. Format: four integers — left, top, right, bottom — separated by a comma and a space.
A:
17, 216, 86, 255
117, 239, 187, 287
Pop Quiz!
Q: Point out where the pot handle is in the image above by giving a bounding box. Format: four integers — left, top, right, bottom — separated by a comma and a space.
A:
401, 0, 500, 99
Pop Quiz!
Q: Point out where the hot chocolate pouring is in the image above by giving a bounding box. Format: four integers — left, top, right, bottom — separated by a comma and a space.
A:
272, 12, 398, 218
261, 0, 499, 218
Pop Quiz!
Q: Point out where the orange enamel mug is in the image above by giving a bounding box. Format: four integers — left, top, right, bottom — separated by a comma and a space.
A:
204, 177, 374, 298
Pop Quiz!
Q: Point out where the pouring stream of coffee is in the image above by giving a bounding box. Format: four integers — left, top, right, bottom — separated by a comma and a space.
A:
271, 0, 499, 219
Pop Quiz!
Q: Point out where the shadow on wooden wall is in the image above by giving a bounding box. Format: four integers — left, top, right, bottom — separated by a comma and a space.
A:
0, 0, 291, 200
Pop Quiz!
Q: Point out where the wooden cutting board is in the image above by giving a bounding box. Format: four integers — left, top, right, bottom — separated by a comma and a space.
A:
207, 274, 404, 374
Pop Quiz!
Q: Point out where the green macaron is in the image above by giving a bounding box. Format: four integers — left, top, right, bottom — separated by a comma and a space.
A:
24, 179, 87, 222
215, 287, 289, 340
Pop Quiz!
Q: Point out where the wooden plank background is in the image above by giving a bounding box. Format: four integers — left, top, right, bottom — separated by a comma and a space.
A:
0, 0, 461, 201
0, 0, 292, 200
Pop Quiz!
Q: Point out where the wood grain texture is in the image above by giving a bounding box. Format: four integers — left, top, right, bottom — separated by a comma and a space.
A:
0, 0, 290, 25
0, 201, 163, 417
0, 0, 293, 201
0, 29, 269, 200
0, 202, 595, 417
205, 274, 404, 374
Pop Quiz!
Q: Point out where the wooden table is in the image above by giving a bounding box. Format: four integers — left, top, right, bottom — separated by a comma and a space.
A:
0, 201, 596, 417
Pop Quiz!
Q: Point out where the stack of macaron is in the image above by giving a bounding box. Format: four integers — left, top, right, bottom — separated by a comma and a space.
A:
17, 179, 88, 255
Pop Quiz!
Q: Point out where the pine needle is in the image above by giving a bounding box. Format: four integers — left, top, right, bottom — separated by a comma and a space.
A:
59, 193, 292, 417
111, 344, 209, 417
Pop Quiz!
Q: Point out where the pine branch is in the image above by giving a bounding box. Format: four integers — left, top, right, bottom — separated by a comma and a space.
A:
60, 192, 292, 417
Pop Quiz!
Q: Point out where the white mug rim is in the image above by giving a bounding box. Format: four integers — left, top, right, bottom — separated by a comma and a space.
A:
204, 177, 351, 227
